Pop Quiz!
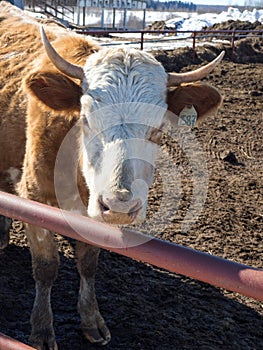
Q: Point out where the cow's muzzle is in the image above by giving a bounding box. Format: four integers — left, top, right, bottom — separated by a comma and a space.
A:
98, 192, 142, 225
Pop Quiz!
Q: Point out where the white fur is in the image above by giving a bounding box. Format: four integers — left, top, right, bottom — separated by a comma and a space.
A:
80, 47, 168, 223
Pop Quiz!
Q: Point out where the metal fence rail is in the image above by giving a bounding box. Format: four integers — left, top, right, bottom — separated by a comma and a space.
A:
0, 190, 263, 348
0, 191, 262, 300
76, 29, 263, 52
0, 332, 36, 350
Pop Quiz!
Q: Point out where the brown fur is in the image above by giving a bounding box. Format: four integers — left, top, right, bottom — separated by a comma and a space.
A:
0, 4, 106, 348
0, 1, 99, 193
0, 2, 222, 348
167, 82, 222, 123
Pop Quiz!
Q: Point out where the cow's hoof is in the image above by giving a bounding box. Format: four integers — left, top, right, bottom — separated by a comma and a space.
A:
0, 216, 12, 249
82, 322, 111, 346
29, 332, 58, 350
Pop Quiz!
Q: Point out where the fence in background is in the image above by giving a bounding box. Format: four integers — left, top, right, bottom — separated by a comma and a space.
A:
76, 29, 263, 53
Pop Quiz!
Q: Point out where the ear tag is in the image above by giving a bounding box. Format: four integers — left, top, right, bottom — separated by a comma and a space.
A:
178, 105, 197, 127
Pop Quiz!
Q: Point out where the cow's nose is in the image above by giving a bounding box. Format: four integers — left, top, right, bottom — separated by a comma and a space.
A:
99, 195, 141, 215
98, 194, 142, 224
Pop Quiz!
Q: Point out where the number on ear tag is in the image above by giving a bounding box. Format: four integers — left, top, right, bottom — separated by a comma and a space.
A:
178, 105, 197, 127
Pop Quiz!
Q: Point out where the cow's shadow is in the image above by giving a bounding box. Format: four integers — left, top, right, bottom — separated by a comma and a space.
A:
0, 241, 262, 350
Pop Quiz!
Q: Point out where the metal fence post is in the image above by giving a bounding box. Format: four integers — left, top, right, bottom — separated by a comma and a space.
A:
231, 31, 236, 60
140, 31, 144, 50
192, 31, 197, 58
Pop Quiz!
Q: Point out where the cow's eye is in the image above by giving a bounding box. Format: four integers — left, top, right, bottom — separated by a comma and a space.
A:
149, 127, 163, 145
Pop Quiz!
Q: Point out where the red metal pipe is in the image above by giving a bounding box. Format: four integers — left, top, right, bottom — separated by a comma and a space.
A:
0, 332, 36, 350
0, 191, 262, 300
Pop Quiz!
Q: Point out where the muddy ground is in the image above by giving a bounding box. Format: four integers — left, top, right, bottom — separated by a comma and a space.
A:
0, 43, 263, 349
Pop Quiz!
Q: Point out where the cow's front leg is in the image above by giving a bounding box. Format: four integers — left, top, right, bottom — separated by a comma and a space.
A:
76, 242, 111, 345
26, 225, 59, 350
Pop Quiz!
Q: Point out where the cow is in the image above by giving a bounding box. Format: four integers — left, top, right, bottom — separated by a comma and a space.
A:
0, 2, 224, 349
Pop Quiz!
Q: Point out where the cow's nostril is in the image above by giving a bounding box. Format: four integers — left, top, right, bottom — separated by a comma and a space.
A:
98, 196, 110, 212
99, 195, 141, 214
116, 188, 132, 202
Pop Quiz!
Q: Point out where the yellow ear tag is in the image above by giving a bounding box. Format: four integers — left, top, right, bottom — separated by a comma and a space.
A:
178, 105, 197, 127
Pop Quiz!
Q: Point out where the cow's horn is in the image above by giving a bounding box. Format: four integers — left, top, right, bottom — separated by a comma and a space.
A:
40, 26, 84, 80
167, 51, 225, 86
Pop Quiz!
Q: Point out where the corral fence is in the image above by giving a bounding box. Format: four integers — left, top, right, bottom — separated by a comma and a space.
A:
0, 192, 263, 340
0, 332, 36, 350
0, 191, 262, 298
0, 192, 263, 348
76, 29, 263, 55
0, 191, 263, 346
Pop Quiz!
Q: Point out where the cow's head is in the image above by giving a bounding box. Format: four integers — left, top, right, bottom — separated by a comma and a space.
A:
28, 28, 224, 225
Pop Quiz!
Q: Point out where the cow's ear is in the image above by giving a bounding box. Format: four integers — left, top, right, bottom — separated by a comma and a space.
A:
166, 82, 222, 126
24, 72, 82, 111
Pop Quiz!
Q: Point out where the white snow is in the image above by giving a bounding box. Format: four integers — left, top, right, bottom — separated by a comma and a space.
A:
25, 6, 263, 30
167, 7, 263, 33
100, 6, 262, 50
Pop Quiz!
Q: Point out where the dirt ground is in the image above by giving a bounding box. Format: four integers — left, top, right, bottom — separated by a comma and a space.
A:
0, 44, 263, 349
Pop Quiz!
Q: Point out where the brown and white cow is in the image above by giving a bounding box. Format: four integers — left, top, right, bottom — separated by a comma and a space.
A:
0, 2, 223, 349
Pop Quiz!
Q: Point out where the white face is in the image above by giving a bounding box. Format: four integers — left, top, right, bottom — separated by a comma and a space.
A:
80, 47, 168, 224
